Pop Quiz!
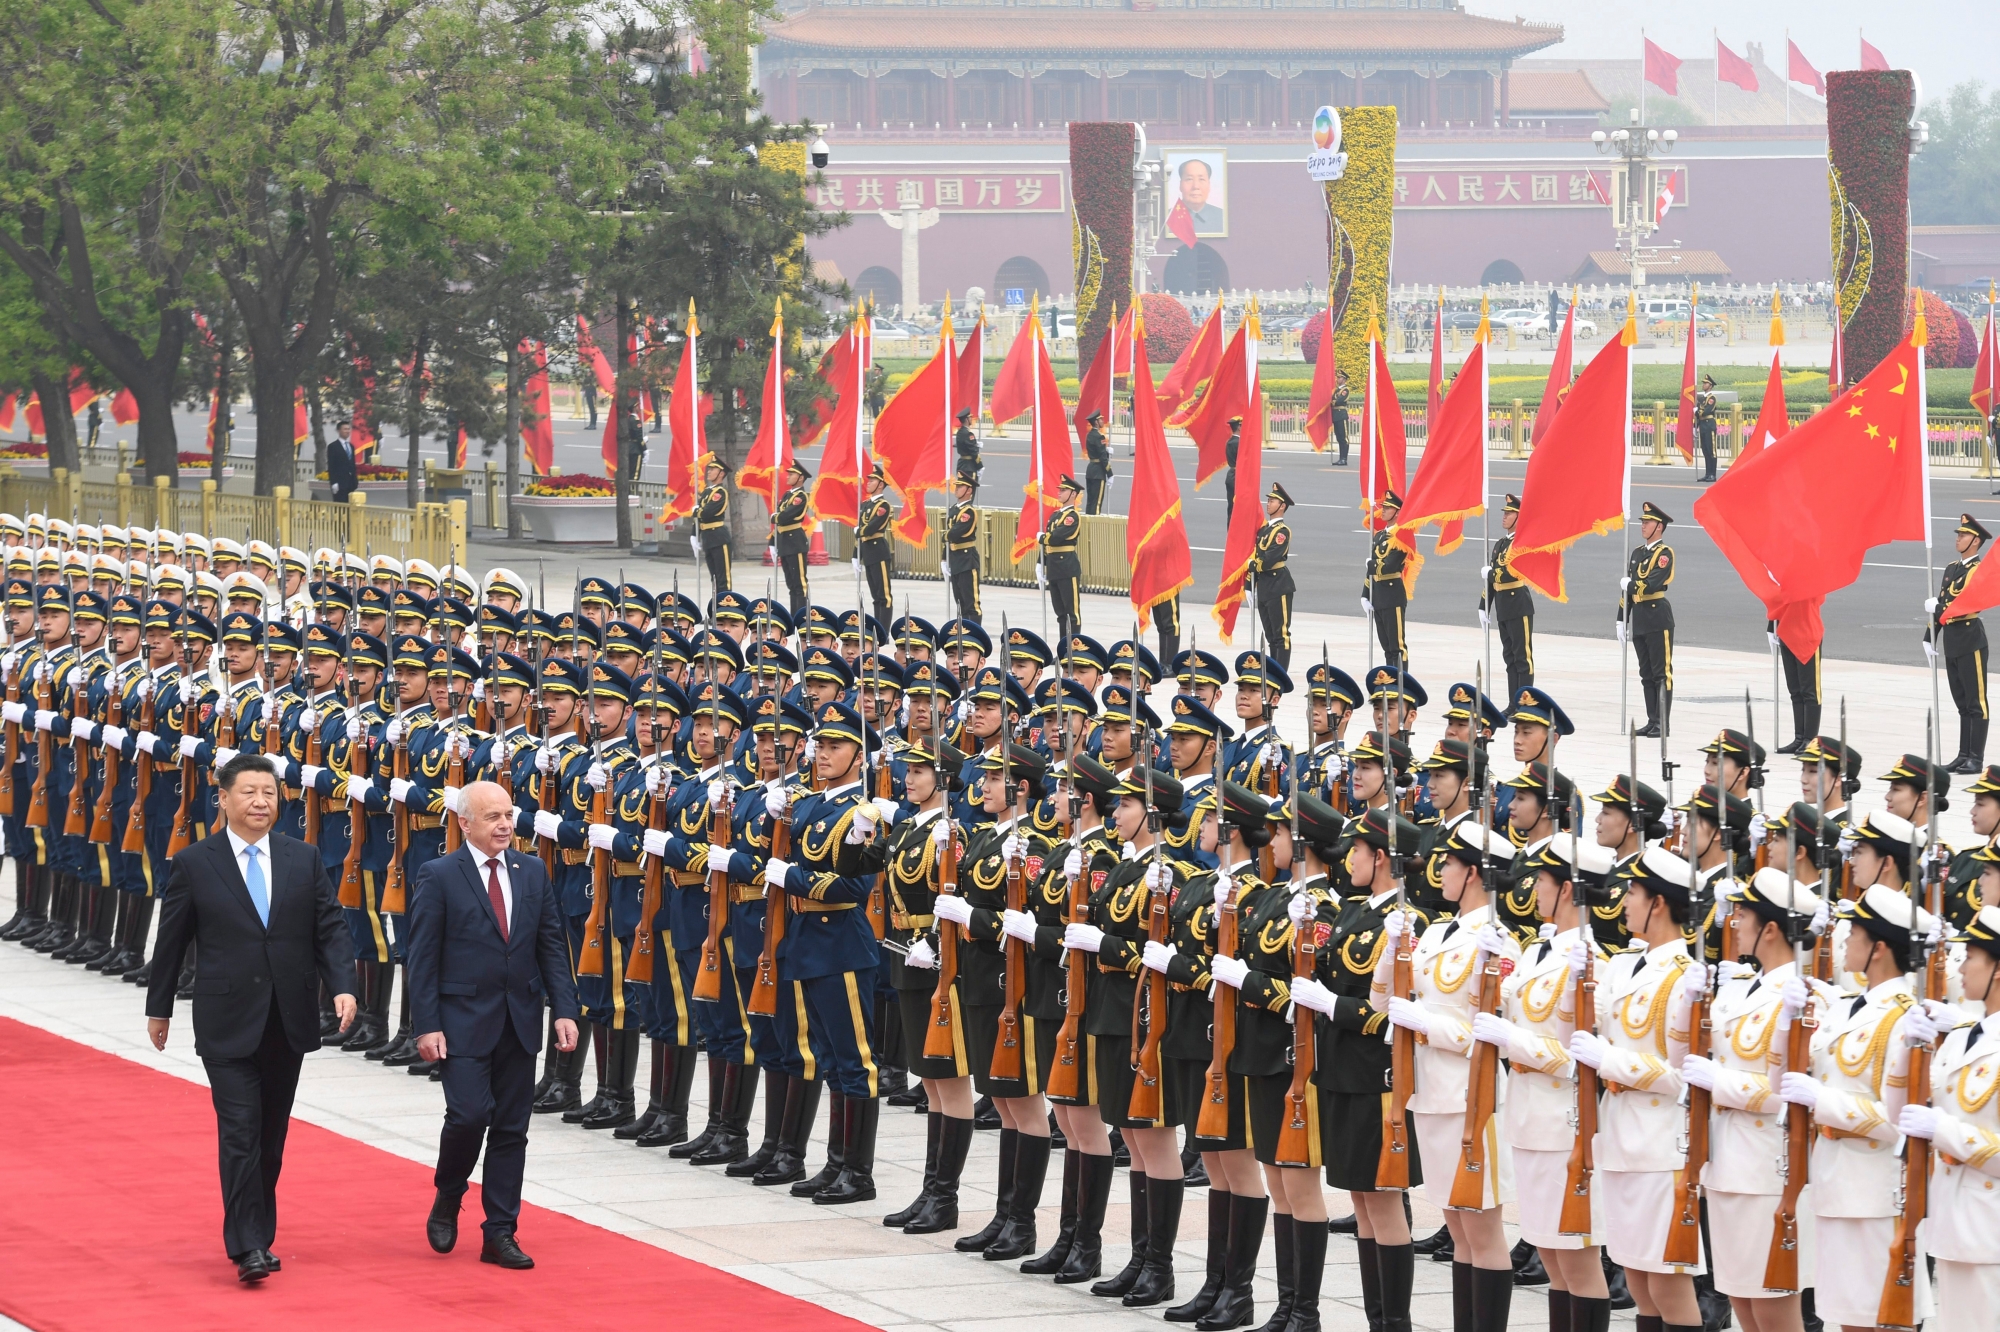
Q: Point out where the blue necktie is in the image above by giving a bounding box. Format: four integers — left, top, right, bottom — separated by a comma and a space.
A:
244, 844, 269, 927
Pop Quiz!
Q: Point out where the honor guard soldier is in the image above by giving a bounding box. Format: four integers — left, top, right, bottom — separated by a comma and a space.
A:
1083, 410, 1112, 515
1224, 416, 1242, 522
697, 455, 732, 593
1365, 492, 1410, 671
1934, 513, 1990, 773
858, 463, 896, 632
1252, 483, 1296, 671
1695, 375, 1719, 482
954, 406, 981, 478
570, 661, 648, 1129
1330, 371, 1352, 466
1483, 494, 1535, 696
1623, 501, 1677, 738
1224, 650, 1291, 793
1771, 619, 1822, 755
1041, 476, 1085, 649
1300, 663, 1362, 808
942, 467, 982, 626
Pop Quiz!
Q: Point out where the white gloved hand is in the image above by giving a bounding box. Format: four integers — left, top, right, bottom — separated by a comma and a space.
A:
137, 730, 163, 757
930, 818, 952, 849
469, 680, 485, 703
1001, 833, 1026, 863
72, 720, 98, 743
646, 765, 667, 797
1210, 955, 1251, 989
707, 778, 730, 807
934, 894, 975, 928
802, 738, 818, 765
178, 735, 202, 759
1144, 859, 1170, 891
1262, 741, 1284, 770
1478, 608, 1490, 631
32, 709, 54, 732
1925, 597, 1941, 615
1141, 940, 1175, 973
846, 808, 877, 844
1568, 938, 1593, 979
99, 724, 127, 749
1924, 999, 1967, 1027
764, 778, 790, 820
1614, 620, 1627, 644
347, 716, 366, 744
1779, 975, 1810, 1024
691, 533, 701, 558
533, 810, 562, 840
1063, 847, 1084, 879
905, 938, 938, 970
1471, 1012, 1520, 1049
1716, 959, 1755, 986
1777, 1071, 1821, 1111
851, 557, 864, 576
1924, 640, 1939, 665
1661, 807, 1680, 836
870, 796, 900, 827
1291, 977, 1339, 1016
32, 662, 47, 684
1900, 1006, 1941, 1048
762, 856, 791, 889
135, 676, 152, 700
1062, 921, 1103, 952
1035, 565, 1047, 589
213, 746, 238, 768
1360, 597, 1373, 616
1809, 897, 1831, 937
1288, 892, 1316, 927
441, 785, 462, 814
299, 763, 325, 791
1001, 909, 1038, 944
1681, 1054, 1721, 1091
1899, 1104, 1939, 1141
1620, 576, 1633, 594
1681, 962, 1710, 1001
1569, 1030, 1609, 1069
536, 745, 558, 775
586, 761, 608, 790
642, 828, 670, 858
384, 717, 404, 745
1749, 811, 1768, 847
297, 706, 317, 732
389, 777, 415, 804
1382, 908, 1413, 943
704, 843, 734, 876
1476, 923, 1513, 958
1768, 630, 1782, 650
1386, 996, 1431, 1036
586, 822, 617, 851
0, 701, 23, 725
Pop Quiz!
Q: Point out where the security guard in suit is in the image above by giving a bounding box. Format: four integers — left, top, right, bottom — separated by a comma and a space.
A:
1041, 476, 1084, 649
947, 467, 982, 625
772, 461, 812, 616
1083, 410, 1112, 515
1483, 494, 1534, 696
1622, 501, 1676, 738
858, 463, 895, 633
1935, 512, 1991, 773
1252, 482, 1297, 670
697, 455, 732, 593
1364, 491, 1409, 671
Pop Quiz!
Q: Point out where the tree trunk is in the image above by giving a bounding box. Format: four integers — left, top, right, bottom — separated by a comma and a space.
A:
308, 379, 326, 482
504, 341, 524, 540
404, 333, 429, 510
128, 380, 180, 486
211, 339, 231, 486
612, 295, 633, 550
31, 374, 79, 474
249, 365, 299, 496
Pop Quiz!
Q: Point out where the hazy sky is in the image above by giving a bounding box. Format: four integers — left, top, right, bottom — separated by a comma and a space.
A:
1505, 0, 1990, 102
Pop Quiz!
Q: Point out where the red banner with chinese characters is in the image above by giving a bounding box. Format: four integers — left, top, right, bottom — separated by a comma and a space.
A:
1393, 167, 1687, 210
810, 170, 1066, 214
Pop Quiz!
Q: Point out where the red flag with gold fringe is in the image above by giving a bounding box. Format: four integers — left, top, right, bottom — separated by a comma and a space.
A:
1212, 308, 1264, 642
1358, 313, 1409, 531
660, 301, 704, 524
736, 304, 789, 516
521, 340, 555, 477
1011, 312, 1075, 563
1393, 317, 1488, 572
1126, 304, 1192, 632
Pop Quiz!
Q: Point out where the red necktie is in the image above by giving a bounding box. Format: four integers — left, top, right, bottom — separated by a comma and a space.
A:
486, 858, 509, 941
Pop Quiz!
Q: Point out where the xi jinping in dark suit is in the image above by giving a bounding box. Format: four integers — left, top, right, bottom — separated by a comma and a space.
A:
145, 754, 356, 1282
407, 779, 579, 1268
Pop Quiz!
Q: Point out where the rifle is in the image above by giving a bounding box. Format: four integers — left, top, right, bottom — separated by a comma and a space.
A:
1377, 717, 1415, 1188
991, 691, 1027, 1081
1047, 737, 1088, 1101
1452, 666, 1505, 1209
166, 609, 198, 859
922, 778, 960, 1055
1129, 722, 1169, 1122
0, 645, 20, 816
90, 651, 124, 844
378, 626, 412, 915
534, 573, 558, 879
1877, 713, 1942, 1330
1275, 747, 1317, 1165
1559, 789, 1601, 1235
576, 591, 611, 978
1201, 835, 1243, 1139
629, 620, 670, 988
443, 645, 465, 856
62, 617, 90, 839
1662, 746, 1711, 1269
694, 676, 734, 1004
865, 653, 890, 941
25, 632, 54, 830
123, 649, 155, 856
1763, 763, 1821, 1292
337, 624, 368, 912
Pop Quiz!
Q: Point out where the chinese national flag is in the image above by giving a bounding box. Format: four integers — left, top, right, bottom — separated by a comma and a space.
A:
1073, 304, 1131, 451
1733, 350, 1789, 474
954, 310, 985, 425
1166, 199, 1198, 249
1359, 315, 1410, 530
1860, 37, 1890, 71
1157, 305, 1224, 423
1533, 299, 1575, 447
1303, 308, 1338, 451
1694, 322, 1928, 659
1126, 305, 1192, 632
1394, 328, 1488, 567
1788, 39, 1825, 96
810, 317, 869, 529
735, 304, 788, 516
1180, 319, 1251, 490
1510, 309, 1637, 601
0, 395, 13, 433
1675, 288, 1699, 461
987, 303, 1041, 428
1212, 313, 1264, 642
521, 340, 555, 477
1972, 296, 1998, 416
661, 303, 704, 524
294, 388, 311, 451
873, 309, 954, 544
1716, 38, 1759, 92
1011, 316, 1075, 563
110, 389, 139, 426
1645, 37, 1683, 94
1426, 300, 1445, 428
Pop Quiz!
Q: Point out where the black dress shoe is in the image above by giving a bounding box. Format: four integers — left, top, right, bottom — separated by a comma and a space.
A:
261, 1250, 282, 1272
236, 1251, 273, 1283
428, 1188, 463, 1253
1328, 1213, 1358, 1236
1512, 1243, 1549, 1286
480, 1233, 535, 1269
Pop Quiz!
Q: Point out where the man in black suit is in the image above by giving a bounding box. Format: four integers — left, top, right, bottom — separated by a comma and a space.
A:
145, 753, 357, 1283
408, 779, 579, 1269
327, 417, 359, 501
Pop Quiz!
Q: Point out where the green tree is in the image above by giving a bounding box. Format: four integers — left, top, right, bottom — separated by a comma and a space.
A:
1914, 81, 2000, 226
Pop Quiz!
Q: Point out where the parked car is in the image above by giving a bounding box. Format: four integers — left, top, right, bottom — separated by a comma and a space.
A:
869, 319, 923, 340
1488, 307, 1546, 332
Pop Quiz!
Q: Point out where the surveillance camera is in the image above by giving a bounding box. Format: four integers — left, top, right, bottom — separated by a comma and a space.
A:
810, 135, 830, 169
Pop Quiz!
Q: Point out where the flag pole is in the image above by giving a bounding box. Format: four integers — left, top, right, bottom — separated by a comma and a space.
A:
1618, 291, 1634, 738
856, 305, 869, 647
690, 299, 704, 641
1033, 294, 1050, 650
1919, 295, 1942, 751
1363, 306, 1379, 692
1477, 300, 1494, 718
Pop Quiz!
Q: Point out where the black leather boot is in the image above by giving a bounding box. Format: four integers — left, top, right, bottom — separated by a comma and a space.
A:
1247, 1212, 1293, 1332
1020, 1146, 1081, 1274
904, 1113, 973, 1234
1512, 1240, 1549, 1286
534, 1039, 587, 1115
373, 964, 416, 1060
1355, 1236, 1383, 1332
1546, 1290, 1571, 1332
983, 1131, 1050, 1260
1329, 1213, 1359, 1236
86, 891, 131, 971
1413, 1224, 1454, 1258
1092, 1171, 1149, 1296
1377, 1241, 1416, 1332
339, 960, 382, 1051
791, 1091, 846, 1197
1604, 1253, 1634, 1311
955, 1127, 1018, 1252
533, 1012, 563, 1104
617, 1039, 668, 1140
690, 1063, 757, 1164
1290, 1216, 1329, 1332
0, 860, 27, 938
1054, 1151, 1115, 1283
1471, 1266, 1512, 1332
1166, 1188, 1232, 1320
884, 1111, 943, 1228
1570, 1293, 1612, 1332
118, 893, 154, 980
3, 863, 47, 941
1196, 1193, 1267, 1331
32, 874, 75, 952
729, 1068, 786, 1176
76, 887, 121, 966
1122, 1175, 1185, 1306
564, 1024, 610, 1123
814, 1096, 879, 1204
53, 881, 104, 961
972, 1093, 1001, 1128
636, 1044, 694, 1144
671, 1056, 729, 1158
174, 938, 196, 998
753, 1076, 819, 1185
582, 1028, 641, 1128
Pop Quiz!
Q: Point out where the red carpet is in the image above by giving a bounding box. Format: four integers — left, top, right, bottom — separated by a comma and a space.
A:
0, 1017, 873, 1332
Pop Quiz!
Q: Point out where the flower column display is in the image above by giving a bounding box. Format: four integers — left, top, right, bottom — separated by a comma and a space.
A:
1321, 106, 1397, 380
1826, 69, 1915, 384
1068, 122, 1135, 373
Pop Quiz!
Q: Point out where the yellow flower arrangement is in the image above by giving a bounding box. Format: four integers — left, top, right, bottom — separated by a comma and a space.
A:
1321, 106, 1397, 380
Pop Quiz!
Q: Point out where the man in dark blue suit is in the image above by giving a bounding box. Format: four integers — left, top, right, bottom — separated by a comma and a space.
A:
407, 779, 579, 1269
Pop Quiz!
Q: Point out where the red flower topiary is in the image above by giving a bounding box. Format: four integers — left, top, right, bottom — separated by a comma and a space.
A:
1069, 123, 1136, 371
1827, 70, 1915, 382
1138, 293, 1195, 362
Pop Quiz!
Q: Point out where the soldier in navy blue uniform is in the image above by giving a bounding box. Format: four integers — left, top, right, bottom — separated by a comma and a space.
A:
572, 661, 647, 1128
1223, 650, 1292, 796
1300, 662, 1363, 809
622, 669, 698, 1148
79, 592, 149, 976
524, 659, 597, 1113
1161, 694, 1230, 870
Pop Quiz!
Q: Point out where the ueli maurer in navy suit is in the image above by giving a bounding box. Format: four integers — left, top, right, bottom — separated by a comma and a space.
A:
406, 780, 579, 1269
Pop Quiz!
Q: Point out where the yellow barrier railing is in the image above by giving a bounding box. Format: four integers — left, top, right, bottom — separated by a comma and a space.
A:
823, 505, 1132, 596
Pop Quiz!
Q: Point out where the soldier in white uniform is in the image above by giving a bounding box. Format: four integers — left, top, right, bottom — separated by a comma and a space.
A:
1373, 818, 1521, 1332
1679, 867, 1824, 1331
1568, 844, 1707, 1331
1776, 816, 1937, 1332
1899, 891, 2000, 1331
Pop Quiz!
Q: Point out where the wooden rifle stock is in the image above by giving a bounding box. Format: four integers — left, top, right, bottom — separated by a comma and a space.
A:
750, 792, 793, 1019
89, 664, 123, 843
26, 656, 53, 829
536, 755, 559, 879
1047, 860, 1089, 1100
167, 684, 199, 859
990, 845, 1028, 1080
1450, 952, 1508, 1208
1273, 898, 1318, 1166
1763, 985, 1815, 1291
63, 667, 89, 837
1559, 936, 1602, 1234
1199, 880, 1241, 1140
1662, 970, 1713, 1267
303, 718, 322, 846
576, 776, 612, 976
380, 727, 410, 914
693, 786, 733, 1001
123, 679, 154, 855
1376, 924, 1417, 1187
0, 657, 19, 815
1127, 874, 1170, 1121
866, 760, 892, 940
627, 771, 669, 986
1878, 876, 1945, 1329
338, 713, 369, 911
921, 817, 959, 1056
443, 721, 465, 855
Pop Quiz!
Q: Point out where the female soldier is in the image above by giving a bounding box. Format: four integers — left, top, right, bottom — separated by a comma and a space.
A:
932, 743, 1058, 1260
1471, 832, 1615, 1332
879, 738, 978, 1235
1372, 816, 1521, 1332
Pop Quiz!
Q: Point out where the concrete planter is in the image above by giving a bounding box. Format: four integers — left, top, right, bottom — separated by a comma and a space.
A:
512, 493, 641, 544
359, 479, 414, 504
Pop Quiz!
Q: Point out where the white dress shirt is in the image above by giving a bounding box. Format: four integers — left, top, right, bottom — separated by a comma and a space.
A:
475, 850, 514, 932
225, 827, 275, 915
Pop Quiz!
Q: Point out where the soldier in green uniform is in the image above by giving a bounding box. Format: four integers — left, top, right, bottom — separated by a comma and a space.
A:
1041, 476, 1084, 649
696, 455, 732, 593
771, 461, 812, 616
1084, 410, 1112, 516
1253, 482, 1297, 671
954, 407, 981, 478
947, 467, 982, 625
1364, 493, 1409, 671
858, 462, 895, 632
1695, 374, 1718, 482
1622, 501, 1676, 738
1944, 764, 2000, 928
1483, 494, 1535, 696
1934, 513, 1990, 773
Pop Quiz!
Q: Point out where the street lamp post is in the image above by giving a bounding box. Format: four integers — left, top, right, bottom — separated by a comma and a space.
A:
1590, 108, 1678, 291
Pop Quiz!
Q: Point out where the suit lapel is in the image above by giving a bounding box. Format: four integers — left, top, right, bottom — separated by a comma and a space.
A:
505, 853, 534, 951
461, 848, 508, 944
213, 835, 264, 932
